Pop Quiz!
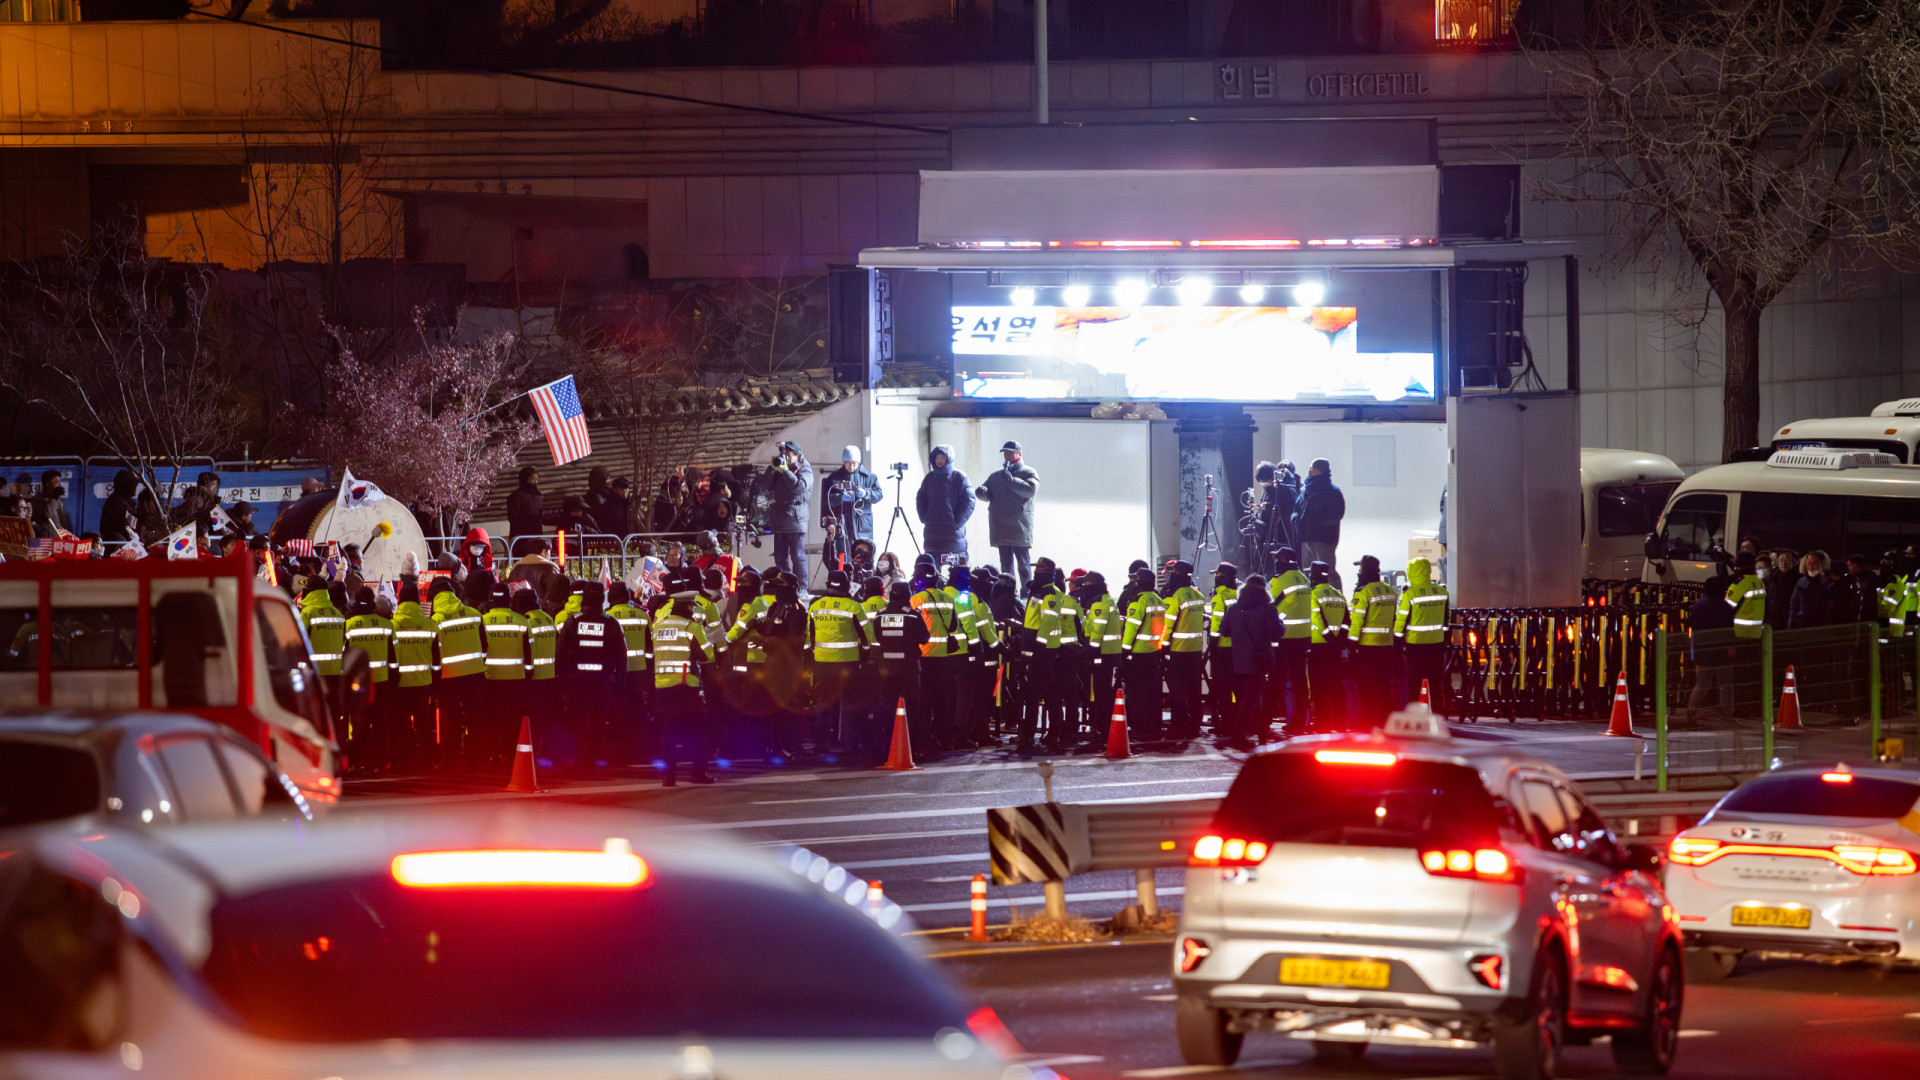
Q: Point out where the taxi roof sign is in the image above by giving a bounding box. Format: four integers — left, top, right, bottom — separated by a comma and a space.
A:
1382, 703, 1449, 740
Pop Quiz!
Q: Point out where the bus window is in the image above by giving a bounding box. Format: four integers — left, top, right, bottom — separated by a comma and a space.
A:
1659, 493, 1727, 558
1846, 495, 1920, 556
1740, 491, 1846, 557
1597, 482, 1679, 538
255, 599, 332, 742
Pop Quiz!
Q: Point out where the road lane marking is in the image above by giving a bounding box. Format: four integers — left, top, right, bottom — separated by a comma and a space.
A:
1679, 1030, 1718, 1037
1141, 993, 1177, 1001
748, 828, 980, 846
672, 793, 1221, 833
1019, 1054, 1105, 1067
927, 874, 987, 883
903, 886, 1186, 912
840, 852, 991, 869
752, 775, 1229, 806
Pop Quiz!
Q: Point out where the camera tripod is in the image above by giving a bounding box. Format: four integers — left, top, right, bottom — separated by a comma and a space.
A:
1193, 473, 1220, 572
880, 466, 922, 560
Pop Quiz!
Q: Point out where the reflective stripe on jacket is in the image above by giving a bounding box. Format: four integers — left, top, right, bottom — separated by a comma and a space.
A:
481, 608, 529, 680
1121, 592, 1166, 653
344, 614, 394, 682
431, 593, 486, 678
526, 610, 558, 679
807, 595, 875, 662
1271, 570, 1312, 640
913, 588, 967, 657
607, 603, 651, 672
1309, 585, 1348, 645
1166, 586, 1208, 653
300, 593, 347, 676
390, 603, 438, 688
652, 614, 715, 687
1726, 573, 1766, 639
1349, 581, 1399, 646
1207, 586, 1236, 647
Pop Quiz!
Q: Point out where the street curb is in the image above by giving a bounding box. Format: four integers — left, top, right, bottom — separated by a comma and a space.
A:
927, 935, 1176, 959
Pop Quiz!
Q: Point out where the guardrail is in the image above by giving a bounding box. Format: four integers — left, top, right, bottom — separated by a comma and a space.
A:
985, 784, 1734, 920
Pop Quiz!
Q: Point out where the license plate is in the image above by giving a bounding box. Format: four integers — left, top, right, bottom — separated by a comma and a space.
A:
1729, 906, 1812, 929
1279, 957, 1391, 990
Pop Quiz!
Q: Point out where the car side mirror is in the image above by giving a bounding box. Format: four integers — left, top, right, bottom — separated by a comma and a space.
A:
1621, 843, 1664, 874
1643, 533, 1665, 560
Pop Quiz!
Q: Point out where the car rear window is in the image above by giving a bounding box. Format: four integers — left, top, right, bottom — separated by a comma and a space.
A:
199, 871, 969, 1042
0, 740, 101, 827
1213, 753, 1506, 848
1716, 773, 1920, 819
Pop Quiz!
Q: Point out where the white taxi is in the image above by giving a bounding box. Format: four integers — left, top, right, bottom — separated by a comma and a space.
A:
1665, 763, 1920, 975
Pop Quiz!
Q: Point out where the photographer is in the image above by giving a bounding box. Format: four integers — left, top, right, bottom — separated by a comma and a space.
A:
916, 444, 975, 562
975, 440, 1039, 594
764, 441, 814, 586
820, 445, 884, 575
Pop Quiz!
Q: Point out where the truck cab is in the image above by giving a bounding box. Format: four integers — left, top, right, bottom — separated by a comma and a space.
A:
0, 551, 343, 805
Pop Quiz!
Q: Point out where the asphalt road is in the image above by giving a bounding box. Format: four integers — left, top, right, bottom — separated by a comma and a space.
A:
944, 943, 1920, 1079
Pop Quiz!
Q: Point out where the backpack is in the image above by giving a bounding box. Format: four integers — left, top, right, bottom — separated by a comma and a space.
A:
758, 599, 807, 640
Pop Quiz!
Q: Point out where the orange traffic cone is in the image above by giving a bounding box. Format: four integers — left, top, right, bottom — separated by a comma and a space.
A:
1105, 688, 1132, 759
1604, 671, 1641, 738
1420, 679, 1432, 708
1775, 665, 1805, 731
505, 717, 539, 792
877, 697, 918, 771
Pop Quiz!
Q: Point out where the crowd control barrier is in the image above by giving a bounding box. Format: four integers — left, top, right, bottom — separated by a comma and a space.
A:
1446, 601, 1693, 722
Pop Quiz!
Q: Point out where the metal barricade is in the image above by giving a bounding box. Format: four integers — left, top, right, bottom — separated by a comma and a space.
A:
1447, 602, 1691, 722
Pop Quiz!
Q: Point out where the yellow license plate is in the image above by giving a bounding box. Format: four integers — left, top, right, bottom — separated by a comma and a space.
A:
1279, 957, 1391, 990
1730, 906, 1812, 929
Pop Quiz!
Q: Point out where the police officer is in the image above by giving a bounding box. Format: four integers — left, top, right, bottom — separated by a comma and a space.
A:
606, 582, 651, 762
807, 569, 875, 750
1018, 569, 1063, 752
872, 581, 931, 756
1396, 554, 1450, 711
750, 571, 811, 759
1204, 562, 1239, 732
1725, 551, 1766, 639
1306, 561, 1350, 730
1118, 565, 1167, 742
952, 566, 998, 749
480, 581, 530, 765
556, 580, 622, 769
721, 567, 773, 729
1080, 572, 1120, 745
912, 566, 969, 750
652, 593, 717, 785
428, 577, 485, 764
343, 586, 393, 772
1348, 555, 1400, 725
1268, 547, 1313, 733
1051, 569, 1088, 744
1162, 560, 1208, 741
299, 580, 347, 681
387, 584, 438, 771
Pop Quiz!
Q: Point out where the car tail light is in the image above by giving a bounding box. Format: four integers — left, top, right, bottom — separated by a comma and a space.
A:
1468, 954, 1504, 990
1668, 836, 1722, 865
1418, 846, 1517, 883
1190, 834, 1269, 867
1178, 937, 1212, 973
1668, 835, 1916, 876
390, 838, 647, 888
1821, 771, 1854, 783
1314, 749, 1397, 766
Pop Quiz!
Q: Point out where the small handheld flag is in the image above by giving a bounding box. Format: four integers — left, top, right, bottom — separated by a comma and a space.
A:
165, 525, 197, 560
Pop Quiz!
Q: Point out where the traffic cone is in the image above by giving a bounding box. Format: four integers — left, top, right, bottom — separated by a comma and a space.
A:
505, 717, 539, 792
1420, 679, 1432, 707
877, 697, 918, 771
1775, 665, 1805, 731
1604, 671, 1641, 738
1105, 689, 1132, 759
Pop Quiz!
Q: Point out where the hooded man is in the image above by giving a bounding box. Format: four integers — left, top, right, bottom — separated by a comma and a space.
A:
915, 444, 975, 562
507, 466, 544, 556
1219, 575, 1281, 747
1395, 555, 1450, 713
975, 440, 1039, 593
820, 445, 884, 576
100, 468, 141, 546
764, 440, 814, 586
1294, 458, 1347, 588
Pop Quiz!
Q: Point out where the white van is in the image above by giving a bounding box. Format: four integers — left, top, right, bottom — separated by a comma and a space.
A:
1643, 449, 1920, 584
1759, 399, 1920, 462
1582, 448, 1685, 580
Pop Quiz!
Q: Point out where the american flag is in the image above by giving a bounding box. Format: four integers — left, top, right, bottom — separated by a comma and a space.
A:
529, 375, 592, 467
284, 538, 315, 558
26, 538, 51, 560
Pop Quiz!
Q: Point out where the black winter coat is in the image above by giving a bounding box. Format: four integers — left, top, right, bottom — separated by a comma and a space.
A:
820, 465, 884, 539
1789, 573, 1831, 629
915, 444, 975, 553
1294, 474, 1346, 546
763, 454, 814, 535
1221, 598, 1282, 675
506, 483, 544, 540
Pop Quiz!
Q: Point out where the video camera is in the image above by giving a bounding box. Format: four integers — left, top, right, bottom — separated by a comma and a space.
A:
889, 461, 910, 477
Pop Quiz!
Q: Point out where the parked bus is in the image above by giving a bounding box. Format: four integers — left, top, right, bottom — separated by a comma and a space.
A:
1581, 448, 1685, 580
1753, 398, 1920, 462
1643, 449, 1920, 584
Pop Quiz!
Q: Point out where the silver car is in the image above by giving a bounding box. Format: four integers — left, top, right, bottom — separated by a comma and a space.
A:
1174, 721, 1683, 1079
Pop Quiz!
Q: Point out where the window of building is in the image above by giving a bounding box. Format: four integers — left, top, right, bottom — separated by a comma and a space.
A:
1435, 0, 1515, 43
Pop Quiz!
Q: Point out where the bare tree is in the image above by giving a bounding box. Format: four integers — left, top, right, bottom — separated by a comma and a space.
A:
1532, 0, 1920, 460
571, 323, 715, 515
0, 222, 250, 535
686, 271, 830, 378
300, 323, 539, 526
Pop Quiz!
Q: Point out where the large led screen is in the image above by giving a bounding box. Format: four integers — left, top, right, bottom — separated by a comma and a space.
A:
950, 305, 1435, 403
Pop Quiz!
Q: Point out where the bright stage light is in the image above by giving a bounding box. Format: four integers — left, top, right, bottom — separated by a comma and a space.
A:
1062, 284, 1091, 307
1176, 277, 1211, 306
1292, 280, 1326, 307
1114, 280, 1151, 306
1238, 283, 1266, 304
1009, 287, 1036, 307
